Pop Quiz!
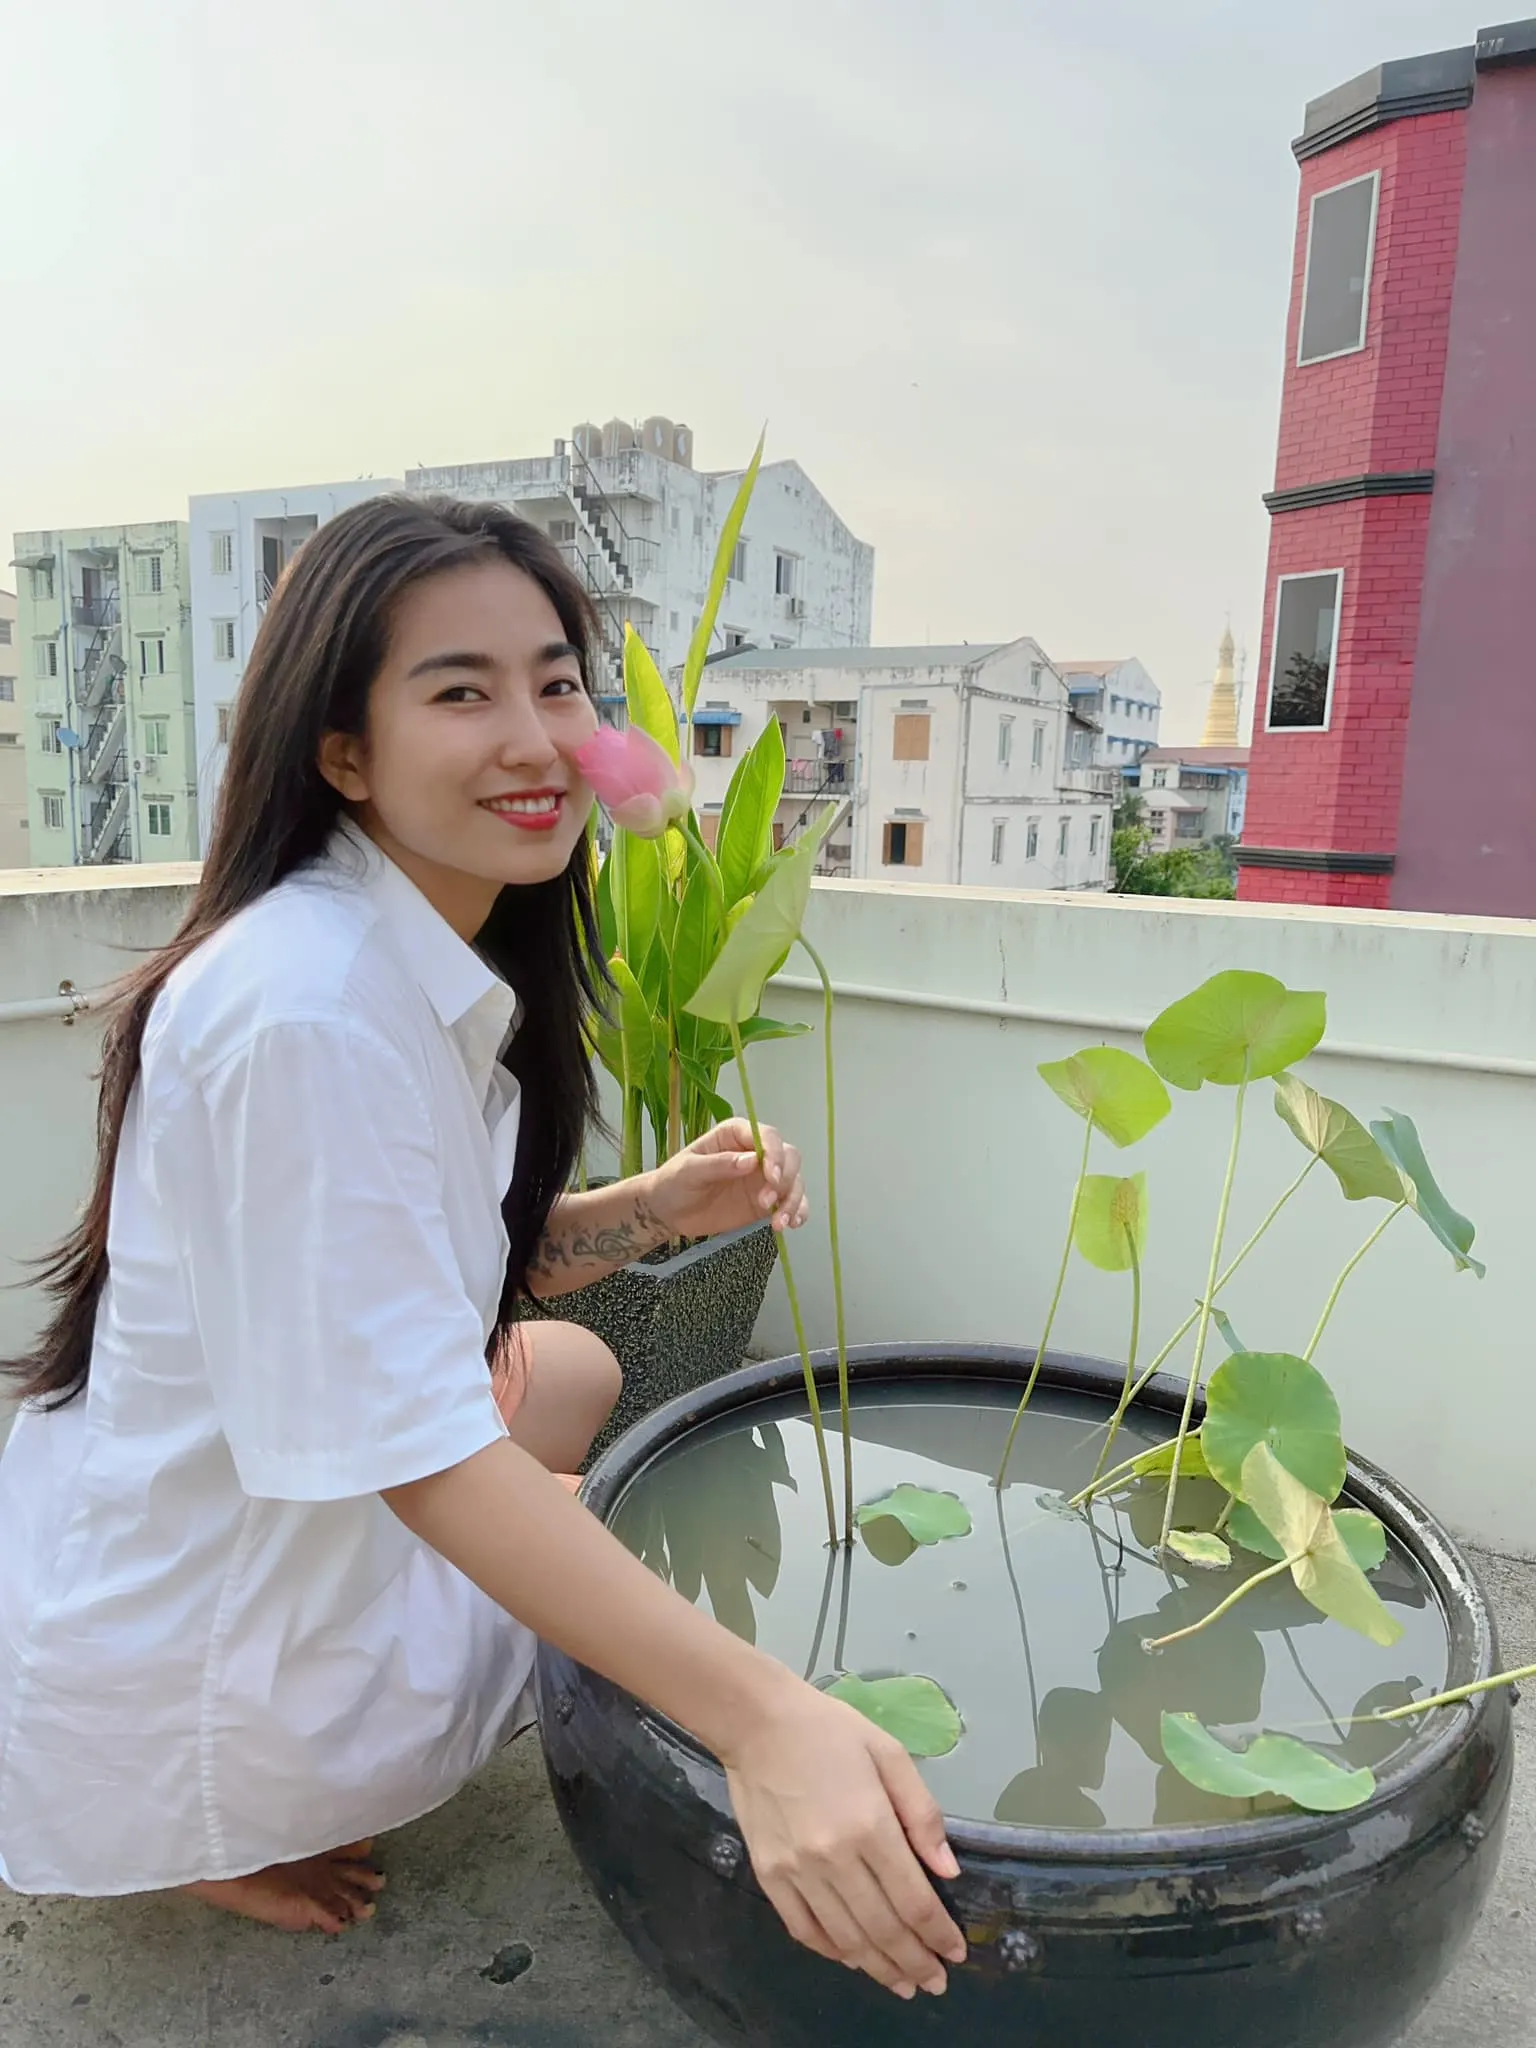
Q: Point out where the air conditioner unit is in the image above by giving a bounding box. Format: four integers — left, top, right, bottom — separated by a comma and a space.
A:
788, 597, 807, 619
135, 756, 159, 779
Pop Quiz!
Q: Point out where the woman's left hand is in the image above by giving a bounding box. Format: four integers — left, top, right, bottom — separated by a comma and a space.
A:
646, 1121, 809, 1243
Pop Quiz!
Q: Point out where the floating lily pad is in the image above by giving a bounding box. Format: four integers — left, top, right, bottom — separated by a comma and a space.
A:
1371, 1110, 1485, 1277
1228, 1501, 1388, 1574
1203, 1352, 1347, 1504
1073, 1173, 1149, 1272
858, 1516, 919, 1568
1240, 1445, 1403, 1648
854, 1485, 972, 1547
1160, 1713, 1376, 1814
1166, 1529, 1233, 1571
1273, 1072, 1406, 1202
826, 1674, 963, 1758
1145, 972, 1326, 1092
1037, 1047, 1171, 1149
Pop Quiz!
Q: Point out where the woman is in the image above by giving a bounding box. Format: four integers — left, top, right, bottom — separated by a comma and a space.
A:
0, 497, 965, 2004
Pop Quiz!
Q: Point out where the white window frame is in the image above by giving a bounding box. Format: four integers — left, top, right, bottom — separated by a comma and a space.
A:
990, 819, 1007, 864
38, 715, 61, 754
213, 619, 237, 662
142, 716, 170, 757
134, 553, 165, 596
1265, 568, 1345, 735
210, 531, 234, 576
146, 800, 173, 837
1058, 816, 1071, 858
997, 715, 1013, 768
139, 635, 166, 676
774, 550, 797, 598
1090, 815, 1102, 857
1297, 171, 1380, 368
34, 639, 58, 679
729, 540, 748, 584
1025, 819, 1040, 861
216, 703, 233, 746
1031, 722, 1045, 770
40, 790, 66, 832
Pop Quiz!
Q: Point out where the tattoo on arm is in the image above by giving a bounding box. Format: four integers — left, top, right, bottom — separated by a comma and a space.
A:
527, 1192, 667, 1286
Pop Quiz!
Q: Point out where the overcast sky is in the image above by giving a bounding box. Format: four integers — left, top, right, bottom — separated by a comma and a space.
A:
0, 0, 1484, 738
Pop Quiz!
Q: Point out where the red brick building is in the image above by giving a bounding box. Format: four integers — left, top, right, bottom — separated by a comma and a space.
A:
1238, 21, 1536, 915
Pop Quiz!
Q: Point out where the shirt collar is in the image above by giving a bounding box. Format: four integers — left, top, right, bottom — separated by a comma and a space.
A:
327, 818, 517, 1044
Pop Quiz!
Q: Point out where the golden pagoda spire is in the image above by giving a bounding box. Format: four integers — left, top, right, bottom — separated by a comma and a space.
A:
1201, 625, 1240, 747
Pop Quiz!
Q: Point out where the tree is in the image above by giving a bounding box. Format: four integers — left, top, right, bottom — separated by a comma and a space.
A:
1111, 796, 1236, 901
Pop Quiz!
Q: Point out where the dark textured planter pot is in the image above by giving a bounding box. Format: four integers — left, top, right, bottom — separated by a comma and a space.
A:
538, 1344, 1513, 2048
517, 1197, 777, 1463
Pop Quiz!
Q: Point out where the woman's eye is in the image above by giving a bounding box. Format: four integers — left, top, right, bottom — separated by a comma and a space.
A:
433, 683, 487, 704
543, 676, 584, 697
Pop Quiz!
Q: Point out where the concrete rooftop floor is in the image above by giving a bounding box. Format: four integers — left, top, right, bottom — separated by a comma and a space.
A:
1, 1543, 1530, 2048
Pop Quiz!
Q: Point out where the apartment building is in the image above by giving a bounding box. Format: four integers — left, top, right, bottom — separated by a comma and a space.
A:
188, 479, 401, 849
14, 523, 195, 865
408, 416, 874, 704
1057, 658, 1163, 768
690, 642, 1115, 891
0, 590, 24, 866
1126, 746, 1251, 852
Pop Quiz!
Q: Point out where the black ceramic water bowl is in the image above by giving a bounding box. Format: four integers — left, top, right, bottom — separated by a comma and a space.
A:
536, 1346, 1512, 2048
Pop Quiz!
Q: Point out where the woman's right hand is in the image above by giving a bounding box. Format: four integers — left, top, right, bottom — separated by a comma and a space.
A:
719, 1680, 969, 2000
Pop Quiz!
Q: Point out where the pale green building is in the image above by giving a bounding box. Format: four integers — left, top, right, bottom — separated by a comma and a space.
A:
14, 521, 197, 865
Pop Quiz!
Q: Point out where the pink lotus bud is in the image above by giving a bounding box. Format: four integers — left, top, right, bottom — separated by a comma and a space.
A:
576, 725, 695, 838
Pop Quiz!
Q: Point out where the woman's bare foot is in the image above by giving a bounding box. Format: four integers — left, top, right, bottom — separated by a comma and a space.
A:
184, 1840, 385, 1935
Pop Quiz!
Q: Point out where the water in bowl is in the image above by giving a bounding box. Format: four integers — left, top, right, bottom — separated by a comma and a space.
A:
608, 1379, 1450, 1830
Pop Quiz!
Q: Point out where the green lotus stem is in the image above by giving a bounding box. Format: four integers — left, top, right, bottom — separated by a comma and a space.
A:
1079, 1156, 1319, 1500
1304, 1201, 1407, 1362
1214, 1494, 1235, 1535
1373, 1662, 1536, 1722
997, 1115, 1095, 1488
1158, 1068, 1250, 1554
729, 1016, 838, 1549
799, 935, 853, 1545
1090, 1229, 1142, 1487
1143, 1555, 1296, 1652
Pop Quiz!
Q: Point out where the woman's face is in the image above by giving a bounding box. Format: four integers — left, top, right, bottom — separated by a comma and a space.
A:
321, 558, 600, 935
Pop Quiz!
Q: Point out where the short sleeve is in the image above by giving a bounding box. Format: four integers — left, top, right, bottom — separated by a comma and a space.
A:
157, 1019, 508, 1502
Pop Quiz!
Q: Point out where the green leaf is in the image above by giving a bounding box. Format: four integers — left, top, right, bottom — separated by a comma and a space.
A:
624, 625, 680, 764
686, 809, 835, 1025
684, 436, 765, 718
1211, 1306, 1247, 1355
1371, 1110, 1485, 1277
1229, 1501, 1387, 1574
668, 863, 720, 1017
1037, 1047, 1172, 1149
1239, 1445, 1403, 1647
594, 845, 618, 962
858, 1515, 919, 1567
676, 1054, 735, 1130
1166, 1529, 1232, 1571
1145, 972, 1326, 1091
716, 715, 786, 909
607, 954, 655, 1102
1127, 1433, 1211, 1483
736, 1016, 813, 1046
1161, 1713, 1376, 1815
1073, 1173, 1148, 1272
1203, 1352, 1347, 1503
854, 1485, 972, 1546
825, 1674, 962, 1759
1273, 1072, 1406, 1202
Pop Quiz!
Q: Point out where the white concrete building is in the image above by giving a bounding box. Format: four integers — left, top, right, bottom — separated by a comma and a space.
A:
1057, 658, 1162, 768
407, 418, 874, 706
0, 589, 24, 867
689, 642, 1116, 892
189, 479, 401, 850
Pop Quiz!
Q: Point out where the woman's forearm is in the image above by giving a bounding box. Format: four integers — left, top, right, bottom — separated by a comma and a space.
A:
383, 1439, 798, 1762
525, 1178, 669, 1297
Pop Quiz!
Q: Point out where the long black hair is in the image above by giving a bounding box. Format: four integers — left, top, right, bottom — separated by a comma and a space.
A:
6, 494, 607, 1408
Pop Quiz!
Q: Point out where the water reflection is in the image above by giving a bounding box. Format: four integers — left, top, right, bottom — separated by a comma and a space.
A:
612, 1388, 1450, 1827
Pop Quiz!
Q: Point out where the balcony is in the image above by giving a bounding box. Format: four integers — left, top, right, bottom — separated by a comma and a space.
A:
0, 867, 1532, 2045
